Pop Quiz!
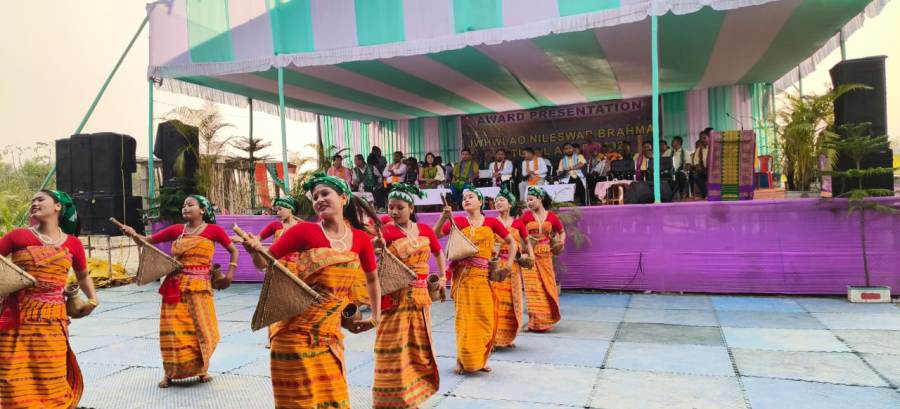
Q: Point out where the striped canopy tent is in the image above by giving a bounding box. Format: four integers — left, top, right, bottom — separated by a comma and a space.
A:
147, 0, 888, 198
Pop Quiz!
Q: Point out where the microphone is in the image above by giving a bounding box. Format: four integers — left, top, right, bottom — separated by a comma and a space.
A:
726, 112, 744, 131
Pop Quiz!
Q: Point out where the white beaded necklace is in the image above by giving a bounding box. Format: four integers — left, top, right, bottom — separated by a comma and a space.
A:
319, 221, 351, 251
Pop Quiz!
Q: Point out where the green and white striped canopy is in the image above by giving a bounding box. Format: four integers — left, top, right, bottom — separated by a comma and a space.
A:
149, 0, 886, 122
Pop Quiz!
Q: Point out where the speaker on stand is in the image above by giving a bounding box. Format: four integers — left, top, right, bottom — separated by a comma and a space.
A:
829, 56, 893, 196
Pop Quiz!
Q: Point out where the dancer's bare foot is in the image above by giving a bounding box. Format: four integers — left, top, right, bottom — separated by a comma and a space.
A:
158, 377, 171, 388
480, 366, 492, 373
198, 373, 213, 383
454, 363, 464, 375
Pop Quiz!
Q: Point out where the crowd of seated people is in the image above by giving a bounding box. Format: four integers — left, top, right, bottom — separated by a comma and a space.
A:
325, 129, 713, 210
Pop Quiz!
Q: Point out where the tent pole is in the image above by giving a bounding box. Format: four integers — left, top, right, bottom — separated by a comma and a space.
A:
22, 13, 150, 226
148, 78, 156, 211
651, 14, 661, 203
248, 97, 256, 210
277, 67, 291, 191
839, 30, 847, 61
797, 67, 803, 96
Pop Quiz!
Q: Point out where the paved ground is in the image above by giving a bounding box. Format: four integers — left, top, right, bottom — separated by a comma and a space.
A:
71, 283, 900, 408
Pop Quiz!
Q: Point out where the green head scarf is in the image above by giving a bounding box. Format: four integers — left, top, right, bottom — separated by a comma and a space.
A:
273, 196, 298, 214
302, 172, 353, 202
527, 186, 548, 200
189, 194, 216, 224
45, 190, 79, 235
388, 183, 425, 205
462, 184, 485, 209
496, 187, 517, 206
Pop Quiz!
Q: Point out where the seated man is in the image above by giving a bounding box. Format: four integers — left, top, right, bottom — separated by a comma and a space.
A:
633, 142, 653, 182
670, 136, 692, 199
449, 148, 479, 209
490, 149, 514, 191
691, 129, 711, 198
518, 147, 548, 201
557, 143, 588, 205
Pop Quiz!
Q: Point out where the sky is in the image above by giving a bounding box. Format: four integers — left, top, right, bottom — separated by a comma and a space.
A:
1, 0, 897, 161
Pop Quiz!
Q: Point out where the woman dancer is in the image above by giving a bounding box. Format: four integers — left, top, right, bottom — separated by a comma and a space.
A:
372, 183, 445, 408
119, 195, 239, 388
520, 187, 564, 332
0, 190, 97, 409
257, 196, 302, 348
242, 173, 381, 409
491, 188, 529, 348
434, 187, 517, 374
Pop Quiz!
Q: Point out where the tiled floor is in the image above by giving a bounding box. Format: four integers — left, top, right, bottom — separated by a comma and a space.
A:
70, 283, 900, 408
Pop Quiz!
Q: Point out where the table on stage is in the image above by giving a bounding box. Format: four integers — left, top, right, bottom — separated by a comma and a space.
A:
413, 184, 576, 206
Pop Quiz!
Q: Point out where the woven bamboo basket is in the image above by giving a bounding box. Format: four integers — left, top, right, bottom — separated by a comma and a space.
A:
135, 243, 182, 286
377, 248, 417, 295
232, 224, 323, 332
0, 254, 36, 298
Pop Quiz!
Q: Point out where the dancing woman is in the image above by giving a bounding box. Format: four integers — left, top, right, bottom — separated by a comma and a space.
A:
0, 190, 97, 409
119, 195, 239, 388
434, 187, 517, 374
520, 187, 564, 332
372, 183, 445, 408
491, 188, 529, 348
257, 196, 303, 347
241, 173, 381, 409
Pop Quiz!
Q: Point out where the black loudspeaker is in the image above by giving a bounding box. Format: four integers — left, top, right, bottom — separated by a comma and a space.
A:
154, 121, 199, 183
69, 135, 93, 195
73, 194, 143, 236
830, 56, 893, 196
624, 182, 653, 204
89, 133, 136, 195
623, 181, 675, 204
830, 56, 888, 137
55, 139, 72, 193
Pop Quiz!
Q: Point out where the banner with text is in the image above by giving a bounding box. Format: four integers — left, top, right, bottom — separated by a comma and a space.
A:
461, 97, 654, 165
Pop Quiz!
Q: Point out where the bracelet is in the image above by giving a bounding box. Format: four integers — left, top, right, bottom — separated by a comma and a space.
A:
228, 262, 238, 267
87, 299, 99, 307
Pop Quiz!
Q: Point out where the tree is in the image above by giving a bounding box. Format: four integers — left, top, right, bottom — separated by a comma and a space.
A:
821, 123, 897, 287
231, 135, 272, 210
775, 84, 870, 191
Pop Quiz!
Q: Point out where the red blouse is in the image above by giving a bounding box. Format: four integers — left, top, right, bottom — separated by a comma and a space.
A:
151, 223, 233, 247
259, 220, 285, 240
382, 223, 442, 253
270, 222, 377, 272
441, 216, 510, 238
519, 211, 564, 234
0, 228, 87, 272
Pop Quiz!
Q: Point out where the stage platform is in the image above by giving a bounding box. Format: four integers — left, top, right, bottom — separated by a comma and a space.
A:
156, 198, 900, 295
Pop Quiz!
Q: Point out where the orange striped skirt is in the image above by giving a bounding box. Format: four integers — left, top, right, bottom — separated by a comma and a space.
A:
452, 266, 498, 372
270, 326, 348, 408
350, 271, 370, 306
0, 320, 83, 409
160, 290, 219, 379
372, 286, 439, 408
522, 251, 561, 332
492, 262, 524, 347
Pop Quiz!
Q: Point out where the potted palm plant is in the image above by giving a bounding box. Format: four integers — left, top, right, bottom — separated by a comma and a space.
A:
776, 84, 869, 195
821, 123, 897, 303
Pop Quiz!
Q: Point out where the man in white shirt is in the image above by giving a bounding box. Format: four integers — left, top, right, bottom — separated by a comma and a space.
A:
557, 143, 588, 204
490, 149, 514, 190
670, 136, 692, 199
518, 147, 547, 201
382, 150, 407, 190
691, 129, 711, 198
